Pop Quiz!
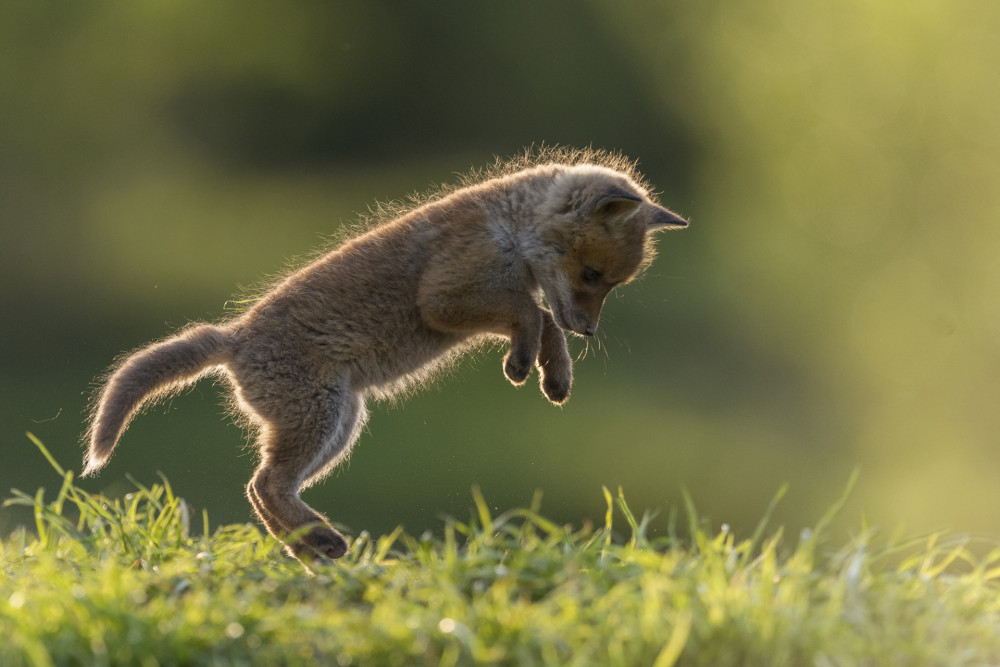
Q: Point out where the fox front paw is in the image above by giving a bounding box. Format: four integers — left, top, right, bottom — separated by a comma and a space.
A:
540, 367, 572, 404
503, 349, 533, 385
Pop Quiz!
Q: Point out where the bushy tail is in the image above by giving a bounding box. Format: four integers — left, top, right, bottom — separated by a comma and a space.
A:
83, 323, 232, 476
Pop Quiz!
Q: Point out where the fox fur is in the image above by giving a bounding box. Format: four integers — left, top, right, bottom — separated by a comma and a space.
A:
83, 147, 688, 565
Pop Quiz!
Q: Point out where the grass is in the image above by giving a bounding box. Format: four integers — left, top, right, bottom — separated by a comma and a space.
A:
2, 435, 1000, 666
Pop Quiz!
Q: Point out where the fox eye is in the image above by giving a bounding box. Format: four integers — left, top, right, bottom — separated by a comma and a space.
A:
581, 267, 602, 284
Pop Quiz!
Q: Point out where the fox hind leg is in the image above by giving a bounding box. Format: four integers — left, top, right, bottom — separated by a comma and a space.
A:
246, 385, 365, 563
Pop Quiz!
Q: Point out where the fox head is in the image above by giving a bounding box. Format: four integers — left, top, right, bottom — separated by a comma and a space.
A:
526, 165, 688, 336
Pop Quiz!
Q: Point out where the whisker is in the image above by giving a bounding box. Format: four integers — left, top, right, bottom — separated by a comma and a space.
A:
616, 334, 631, 356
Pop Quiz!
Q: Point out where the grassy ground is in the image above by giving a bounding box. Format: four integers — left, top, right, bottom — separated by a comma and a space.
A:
2, 436, 1000, 666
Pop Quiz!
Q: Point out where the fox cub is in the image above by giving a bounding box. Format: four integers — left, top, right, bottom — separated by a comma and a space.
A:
83, 149, 688, 565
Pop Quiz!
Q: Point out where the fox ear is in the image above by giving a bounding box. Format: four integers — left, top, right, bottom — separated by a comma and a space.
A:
648, 205, 689, 230
593, 187, 643, 219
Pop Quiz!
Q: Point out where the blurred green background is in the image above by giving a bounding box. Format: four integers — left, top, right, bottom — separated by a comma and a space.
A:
3, 1, 998, 543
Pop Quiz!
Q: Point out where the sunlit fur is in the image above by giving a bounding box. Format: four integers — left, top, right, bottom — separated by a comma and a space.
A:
82, 148, 687, 566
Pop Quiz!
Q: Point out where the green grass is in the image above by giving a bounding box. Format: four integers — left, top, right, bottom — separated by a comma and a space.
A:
3, 435, 1000, 666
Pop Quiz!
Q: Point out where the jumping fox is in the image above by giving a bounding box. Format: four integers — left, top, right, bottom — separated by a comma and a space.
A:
83, 148, 688, 564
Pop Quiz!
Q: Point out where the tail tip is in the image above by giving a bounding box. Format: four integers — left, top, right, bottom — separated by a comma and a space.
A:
81, 458, 102, 478
81, 446, 110, 478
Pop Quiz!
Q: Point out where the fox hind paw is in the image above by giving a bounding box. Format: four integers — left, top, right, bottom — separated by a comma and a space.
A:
288, 525, 349, 562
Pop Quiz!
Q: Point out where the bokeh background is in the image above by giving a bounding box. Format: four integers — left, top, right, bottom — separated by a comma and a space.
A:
3, 1, 998, 543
